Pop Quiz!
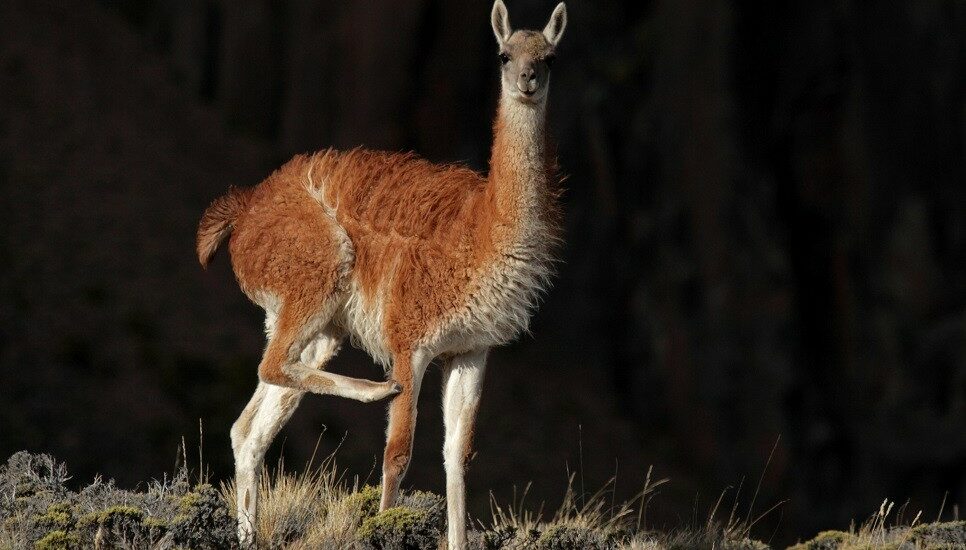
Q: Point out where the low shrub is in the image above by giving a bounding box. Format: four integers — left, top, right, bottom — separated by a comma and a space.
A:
0, 452, 237, 549
357, 491, 444, 550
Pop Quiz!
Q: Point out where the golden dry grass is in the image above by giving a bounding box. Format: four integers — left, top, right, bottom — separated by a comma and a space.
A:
220, 453, 378, 549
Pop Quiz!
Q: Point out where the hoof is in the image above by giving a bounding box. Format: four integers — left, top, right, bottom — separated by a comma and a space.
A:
365, 380, 403, 402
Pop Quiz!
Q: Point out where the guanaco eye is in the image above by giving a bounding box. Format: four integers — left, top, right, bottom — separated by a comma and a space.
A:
498, 52, 510, 65
544, 54, 556, 67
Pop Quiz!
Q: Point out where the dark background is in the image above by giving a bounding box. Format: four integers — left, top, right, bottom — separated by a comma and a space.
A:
1, 0, 963, 545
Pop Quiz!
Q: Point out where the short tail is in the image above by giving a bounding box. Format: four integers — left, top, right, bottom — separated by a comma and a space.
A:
196, 186, 254, 269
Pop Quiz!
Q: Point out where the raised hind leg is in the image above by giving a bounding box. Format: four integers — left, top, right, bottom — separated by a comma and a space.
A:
257, 302, 400, 401
232, 308, 396, 546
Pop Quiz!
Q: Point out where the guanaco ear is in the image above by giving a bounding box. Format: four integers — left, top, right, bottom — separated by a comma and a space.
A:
543, 2, 567, 46
491, 0, 512, 47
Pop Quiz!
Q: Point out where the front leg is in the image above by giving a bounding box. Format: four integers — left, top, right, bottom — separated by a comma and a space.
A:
441, 349, 487, 550
380, 348, 432, 510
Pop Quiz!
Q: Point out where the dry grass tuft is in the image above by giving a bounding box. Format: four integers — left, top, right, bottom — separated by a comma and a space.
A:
477, 466, 669, 549
220, 453, 377, 549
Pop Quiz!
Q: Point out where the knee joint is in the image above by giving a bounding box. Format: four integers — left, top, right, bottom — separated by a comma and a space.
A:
231, 414, 255, 453
443, 446, 474, 470
258, 364, 289, 387
391, 452, 410, 471
384, 450, 411, 478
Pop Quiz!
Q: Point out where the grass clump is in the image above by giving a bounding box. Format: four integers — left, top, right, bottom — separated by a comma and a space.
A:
221, 454, 368, 548
909, 520, 966, 547
343, 484, 383, 520
473, 457, 784, 550
219, 454, 447, 550
475, 469, 666, 550
788, 530, 853, 550
535, 523, 617, 549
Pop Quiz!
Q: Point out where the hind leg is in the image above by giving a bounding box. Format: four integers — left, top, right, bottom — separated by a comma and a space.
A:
232, 313, 394, 546
230, 179, 397, 400
231, 380, 304, 547
231, 320, 348, 546
258, 302, 400, 401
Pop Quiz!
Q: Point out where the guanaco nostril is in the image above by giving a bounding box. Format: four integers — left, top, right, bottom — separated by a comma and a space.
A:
517, 71, 538, 94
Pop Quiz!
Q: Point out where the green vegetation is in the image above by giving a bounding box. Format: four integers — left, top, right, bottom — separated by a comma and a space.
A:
356, 490, 445, 549
2, 452, 961, 549
358, 506, 439, 549
343, 484, 382, 520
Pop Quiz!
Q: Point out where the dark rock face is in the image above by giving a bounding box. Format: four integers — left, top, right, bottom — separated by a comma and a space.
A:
0, 1, 962, 546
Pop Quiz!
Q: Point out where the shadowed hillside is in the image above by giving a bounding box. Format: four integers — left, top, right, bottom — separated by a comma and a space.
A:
0, 0, 963, 546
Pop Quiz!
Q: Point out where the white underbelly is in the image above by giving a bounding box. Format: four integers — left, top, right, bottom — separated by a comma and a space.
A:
432, 252, 551, 356
336, 282, 393, 368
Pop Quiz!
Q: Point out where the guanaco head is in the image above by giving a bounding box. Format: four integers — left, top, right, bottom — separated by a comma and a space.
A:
491, 0, 567, 104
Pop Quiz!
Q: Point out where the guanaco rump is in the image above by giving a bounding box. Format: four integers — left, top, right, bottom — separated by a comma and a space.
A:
196, 1, 567, 546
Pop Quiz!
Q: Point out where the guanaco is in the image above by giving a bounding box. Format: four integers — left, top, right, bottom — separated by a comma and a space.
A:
197, 1, 567, 547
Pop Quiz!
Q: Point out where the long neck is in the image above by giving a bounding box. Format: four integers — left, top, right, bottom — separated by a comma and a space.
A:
486, 95, 548, 222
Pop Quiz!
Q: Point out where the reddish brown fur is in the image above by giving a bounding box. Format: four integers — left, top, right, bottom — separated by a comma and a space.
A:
326, 150, 523, 355
313, 149, 490, 320
298, 147, 549, 507
198, 101, 561, 370
224, 157, 354, 387
381, 351, 415, 508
